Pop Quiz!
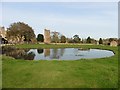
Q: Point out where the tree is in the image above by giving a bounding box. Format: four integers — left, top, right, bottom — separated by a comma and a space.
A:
73, 35, 81, 43
51, 34, 59, 43
37, 34, 44, 42
66, 38, 74, 43
109, 38, 114, 42
51, 31, 60, 43
91, 38, 97, 44
7, 22, 36, 43
99, 38, 103, 44
60, 35, 66, 43
86, 36, 91, 43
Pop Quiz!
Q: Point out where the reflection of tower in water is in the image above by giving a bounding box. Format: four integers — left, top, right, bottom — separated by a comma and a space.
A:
44, 49, 50, 57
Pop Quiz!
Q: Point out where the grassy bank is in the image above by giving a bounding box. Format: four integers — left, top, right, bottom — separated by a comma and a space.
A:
2, 44, 118, 88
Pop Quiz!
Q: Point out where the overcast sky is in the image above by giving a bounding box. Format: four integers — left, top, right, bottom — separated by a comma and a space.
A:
1, 2, 118, 39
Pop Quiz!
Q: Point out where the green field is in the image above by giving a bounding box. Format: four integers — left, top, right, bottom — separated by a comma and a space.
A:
2, 44, 118, 88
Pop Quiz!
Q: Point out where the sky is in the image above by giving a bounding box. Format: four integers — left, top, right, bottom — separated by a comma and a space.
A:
1, 2, 118, 40
1, 0, 119, 2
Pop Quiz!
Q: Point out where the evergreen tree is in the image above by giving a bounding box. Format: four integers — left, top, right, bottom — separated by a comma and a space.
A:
99, 38, 103, 44
37, 34, 44, 42
86, 36, 91, 43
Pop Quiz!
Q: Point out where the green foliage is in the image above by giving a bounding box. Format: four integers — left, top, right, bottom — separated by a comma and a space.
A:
37, 34, 44, 42
109, 38, 114, 42
66, 38, 74, 43
86, 36, 91, 43
99, 38, 103, 44
51, 34, 59, 43
7, 22, 36, 43
73, 35, 81, 43
60, 35, 66, 43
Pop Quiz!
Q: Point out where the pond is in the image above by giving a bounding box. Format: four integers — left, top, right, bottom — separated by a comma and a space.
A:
1, 47, 115, 60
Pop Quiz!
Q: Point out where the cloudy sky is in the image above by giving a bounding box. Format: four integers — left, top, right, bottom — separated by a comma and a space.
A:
1, 2, 118, 39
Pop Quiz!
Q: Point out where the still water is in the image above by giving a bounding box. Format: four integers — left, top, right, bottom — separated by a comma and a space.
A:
2, 48, 114, 60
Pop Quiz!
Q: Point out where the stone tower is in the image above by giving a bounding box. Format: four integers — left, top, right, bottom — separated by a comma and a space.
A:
44, 29, 51, 43
0, 26, 6, 38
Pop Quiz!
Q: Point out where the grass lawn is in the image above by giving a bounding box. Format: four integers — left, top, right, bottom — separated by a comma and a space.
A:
2, 44, 118, 88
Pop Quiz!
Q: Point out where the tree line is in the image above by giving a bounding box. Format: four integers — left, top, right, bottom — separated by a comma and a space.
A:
36, 33, 103, 44
5, 21, 113, 45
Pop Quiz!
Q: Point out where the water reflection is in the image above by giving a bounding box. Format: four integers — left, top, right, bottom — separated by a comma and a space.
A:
1, 47, 65, 60
60, 48, 65, 56
1, 47, 114, 60
50, 48, 65, 59
24, 52, 35, 60
2, 47, 35, 60
44, 49, 50, 57
37, 49, 43, 54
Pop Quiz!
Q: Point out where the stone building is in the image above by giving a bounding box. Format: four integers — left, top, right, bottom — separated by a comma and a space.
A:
0, 26, 6, 38
0, 26, 8, 44
44, 29, 51, 43
110, 40, 118, 46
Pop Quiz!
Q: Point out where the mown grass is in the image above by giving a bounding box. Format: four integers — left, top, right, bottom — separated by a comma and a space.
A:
2, 44, 118, 88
